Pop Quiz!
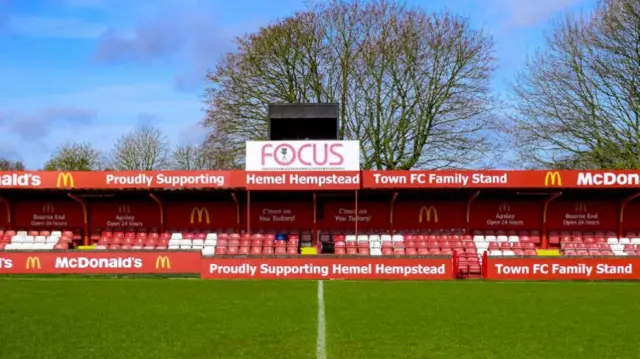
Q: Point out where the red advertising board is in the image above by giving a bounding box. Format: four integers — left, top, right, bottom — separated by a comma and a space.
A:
164, 201, 238, 230
0, 171, 244, 189
485, 257, 640, 280
0, 251, 201, 274
393, 201, 466, 230
245, 171, 360, 190
245, 202, 313, 230
89, 201, 160, 229
546, 201, 617, 230
319, 201, 389, 230
361, 170, 640, 189
469, 201, 542, 230
201, 257, 454, 280
12, 201, 84, 229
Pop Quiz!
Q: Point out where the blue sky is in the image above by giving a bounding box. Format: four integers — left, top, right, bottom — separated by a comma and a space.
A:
0, 0, 597, 169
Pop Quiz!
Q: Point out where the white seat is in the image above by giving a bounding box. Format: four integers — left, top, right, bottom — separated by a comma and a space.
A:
16, 231, 28, 236
475, 242, 489, 250
485, 235, 497, 242
607, 237, 619, 244
204, 239, 217, 246
502, 250, 515, 256
508, 236, 519, 243
610, 244, 624, 252
10, 235, 23, 243
614, 251, 627, 256
370, 241, 381, 249
4, 244, 16, 250
496, 235, 508, 242
392, 234, 404, 242
179, 245, 192, 250
51, 231, 62, 237
345, 235, 356, 242
473, 235, 485, 242
192, 245, 203, 250
34, 236, 46, 243
45, 236, 59, 244
206, 233, 217, 240
180, 239, 193, 246
168, 245, 179, 250
168, 239, 181, 246
22, 236, 35, 243
369, 235, 381, 242
631, 238, 640, 245
192, 239, 204, 246
21, 243, 34, 249
489, 250, 502, 257
202, 247, 215, 256
356, 235, 368, 242
370, 248, 382, 256
619, 238, 630, 245
44, 243, 56, 250
171, 233, 183, 240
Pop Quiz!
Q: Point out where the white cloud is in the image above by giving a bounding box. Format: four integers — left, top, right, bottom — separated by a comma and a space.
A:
7, 15, 108, 38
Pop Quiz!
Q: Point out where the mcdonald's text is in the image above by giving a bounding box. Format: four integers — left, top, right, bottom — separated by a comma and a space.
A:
0, 173, 42, 187
0, 252, 200, 274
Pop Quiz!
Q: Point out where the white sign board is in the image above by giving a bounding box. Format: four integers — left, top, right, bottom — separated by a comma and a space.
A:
245, 140, 360, 171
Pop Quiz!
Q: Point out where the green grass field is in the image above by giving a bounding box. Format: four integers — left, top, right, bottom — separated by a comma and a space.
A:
1, 279, 639, 359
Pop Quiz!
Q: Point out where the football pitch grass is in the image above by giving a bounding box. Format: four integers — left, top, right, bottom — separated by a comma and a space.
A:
1, 279, 640, 359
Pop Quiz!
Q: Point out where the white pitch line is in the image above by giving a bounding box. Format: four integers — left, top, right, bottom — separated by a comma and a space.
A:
316, 280, 327, 359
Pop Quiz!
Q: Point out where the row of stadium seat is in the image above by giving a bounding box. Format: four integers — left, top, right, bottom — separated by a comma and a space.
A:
1, 232, 71, 250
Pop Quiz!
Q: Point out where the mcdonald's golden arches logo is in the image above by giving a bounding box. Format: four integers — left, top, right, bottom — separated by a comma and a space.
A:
544, 171, 562, 186
26, 256, 41, 270
575, 203, 588, 213
190, 207, 210, 224
155, 256, 171, 269
419, 206, 438, 223
42, 203, 55, 214
498, 203, 511, 212
56, 172, 75, 188
118, 204, 131, 214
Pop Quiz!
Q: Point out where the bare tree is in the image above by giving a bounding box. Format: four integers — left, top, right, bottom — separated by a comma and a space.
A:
109, 126, 170, 170
0, 158, 25, 171
44, 142, 102, 171
510, 0, 640, 169
203, 0, 496, 169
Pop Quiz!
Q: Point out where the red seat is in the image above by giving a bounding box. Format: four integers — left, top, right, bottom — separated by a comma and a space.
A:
417, 248, 429, 255
274, 247, 286, 255
287, 247, 298, 255
262, 247, 274, 255
346, 248, 358, 255
405, 248, 417, 256
250, 247, 262, 255
382, 248, 393, 255
499, 242, 511, 249
335, 248, 346, 255
358, 248, 370, 255
393, 248, 406, 255
227, 247, 239, 255
429, 249, 442, 255
524, 249, 537, 256
238, 247, 249, 255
